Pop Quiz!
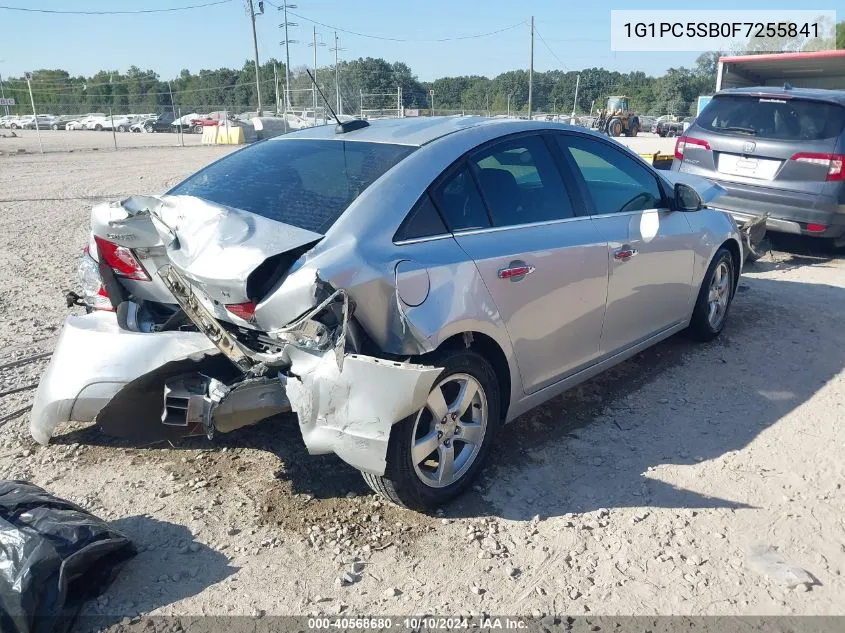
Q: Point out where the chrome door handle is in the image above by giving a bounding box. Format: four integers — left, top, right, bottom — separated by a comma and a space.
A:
498, 262, 536, 281
613, 246, 639, 261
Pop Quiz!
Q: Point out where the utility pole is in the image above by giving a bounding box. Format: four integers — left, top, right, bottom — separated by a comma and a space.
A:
247, 0, 264, 117
0, 71, 9, 116
24, 72, 43, 154
330, 31, 344, 114
527, 16, 534, 120
278, 2, 298, 112
308, 27, 324, 124
571, 73, 580, 120
429, 89, 435, 116
273, 62, 279, 113
485, 93, 489, 117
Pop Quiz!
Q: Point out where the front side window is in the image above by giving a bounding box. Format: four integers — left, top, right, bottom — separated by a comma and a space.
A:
470, 135, 575, 226
170, 139, 415, 234
558, 135, 663, 215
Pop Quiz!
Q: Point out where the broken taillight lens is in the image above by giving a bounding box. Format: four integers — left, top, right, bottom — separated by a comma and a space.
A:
790, 153, 845, 182
94, 236, 150, 281
674, 136, 711, 161
78, 247, 114, 311
225, 301, 256, 321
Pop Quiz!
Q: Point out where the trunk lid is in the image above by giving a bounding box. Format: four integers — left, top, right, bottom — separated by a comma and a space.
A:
150, 195, 322, 306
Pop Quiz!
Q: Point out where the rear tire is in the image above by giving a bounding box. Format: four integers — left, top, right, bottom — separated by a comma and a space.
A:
687, 247, 736, 342
361, 348, 501, 509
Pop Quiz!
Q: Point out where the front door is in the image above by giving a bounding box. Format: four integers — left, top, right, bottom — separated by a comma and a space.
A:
554, 133, 695, 354
432, 134, 609, 394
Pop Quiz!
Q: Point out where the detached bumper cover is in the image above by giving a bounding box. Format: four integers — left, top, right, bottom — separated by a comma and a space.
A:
282, 347, 442, 475
30, 311, 217, 444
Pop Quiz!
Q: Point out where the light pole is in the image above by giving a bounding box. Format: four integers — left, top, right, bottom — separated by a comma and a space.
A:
330, 31, 344, 114
429, 89, 435, 116
278, 2, 297, 112
247, 0, 264, 117
308, 27, 325, 124
24, 72, 43, 154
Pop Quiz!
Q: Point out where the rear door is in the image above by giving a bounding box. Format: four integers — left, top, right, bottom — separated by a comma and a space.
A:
677, 94, 845, 195
433, 133, 609, 394
555, 133, 695, 354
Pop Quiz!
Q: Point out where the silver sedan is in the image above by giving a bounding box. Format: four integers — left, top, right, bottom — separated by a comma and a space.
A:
33, 117, 743, 509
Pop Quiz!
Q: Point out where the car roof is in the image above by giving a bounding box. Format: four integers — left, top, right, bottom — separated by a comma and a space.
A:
716, 86, 845, 106
273, 116, 595, 147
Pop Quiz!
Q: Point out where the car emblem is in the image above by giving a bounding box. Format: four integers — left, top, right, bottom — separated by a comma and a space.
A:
743, 141, 756, 154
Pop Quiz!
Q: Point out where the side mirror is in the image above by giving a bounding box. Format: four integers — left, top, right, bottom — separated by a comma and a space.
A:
674, 182, 702, 211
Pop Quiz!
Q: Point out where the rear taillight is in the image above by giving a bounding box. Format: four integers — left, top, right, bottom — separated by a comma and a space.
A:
94, 236, 150, 281
225, 301, 256, 321
807, 223, 827, 233
790, 153, 845, 182
78, 247, 114, 311
674, 136, 711, 161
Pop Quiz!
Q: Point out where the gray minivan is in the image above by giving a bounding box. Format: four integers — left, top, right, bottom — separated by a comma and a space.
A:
671, 86, 845, 248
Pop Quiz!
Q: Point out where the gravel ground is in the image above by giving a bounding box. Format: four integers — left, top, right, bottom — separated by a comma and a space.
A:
0, 142, 843, 628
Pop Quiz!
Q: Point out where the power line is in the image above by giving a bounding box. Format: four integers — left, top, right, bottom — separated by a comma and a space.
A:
0, 0, 232, 15
265, 3, 526, 42
533, 26, 568, 71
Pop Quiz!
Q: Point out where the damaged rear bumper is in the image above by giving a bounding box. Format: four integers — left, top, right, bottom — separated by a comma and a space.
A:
283, 348, 441, 475
30, 311, 217, 444
160, 264, 443, 475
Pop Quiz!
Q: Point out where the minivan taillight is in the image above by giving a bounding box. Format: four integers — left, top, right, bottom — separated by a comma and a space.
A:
674, 136, 711, 161
790, 153, 845, 182
94, 236, 150, 281
225, 301, 256, 322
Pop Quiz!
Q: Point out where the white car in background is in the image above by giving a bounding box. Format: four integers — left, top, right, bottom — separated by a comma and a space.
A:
101, 115, 135, 132
74, 113, 109, 131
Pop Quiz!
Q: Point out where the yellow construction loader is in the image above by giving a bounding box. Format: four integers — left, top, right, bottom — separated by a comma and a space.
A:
592, 96, 640, 137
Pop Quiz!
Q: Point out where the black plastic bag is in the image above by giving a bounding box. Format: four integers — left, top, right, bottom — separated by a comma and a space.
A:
0, 480, 136, 633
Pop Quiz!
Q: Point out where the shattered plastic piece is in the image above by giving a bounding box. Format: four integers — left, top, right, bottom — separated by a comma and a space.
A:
0, 481, 136, 633
283, 346, 442, 475
745, 545, 815, 588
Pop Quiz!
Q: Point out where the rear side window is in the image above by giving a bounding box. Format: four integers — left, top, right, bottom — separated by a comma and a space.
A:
558, 135, 664, 215
697, 95, 845, 141
432, 166, 491, 232
395, 194, 447, 241
470, 135, 575, 226
169, 139, 415, 234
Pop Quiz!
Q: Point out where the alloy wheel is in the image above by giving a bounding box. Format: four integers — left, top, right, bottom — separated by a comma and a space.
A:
411, 373, 488, 489
707, 261, 731, 329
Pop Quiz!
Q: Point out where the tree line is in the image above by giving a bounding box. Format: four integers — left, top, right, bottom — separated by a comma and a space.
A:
3, 21, 843, 118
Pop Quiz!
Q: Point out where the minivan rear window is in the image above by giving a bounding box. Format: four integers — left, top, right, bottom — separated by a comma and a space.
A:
696, 95, 845, 141
169, 138, 415, 234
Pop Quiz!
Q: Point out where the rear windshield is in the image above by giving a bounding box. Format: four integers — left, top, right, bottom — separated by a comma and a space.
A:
696, 95, 845, 141
169, 138, 415, 234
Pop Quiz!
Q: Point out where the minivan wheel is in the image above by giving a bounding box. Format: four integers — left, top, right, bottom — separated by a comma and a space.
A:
361, 349, 500, 509
687, 247, 735, 341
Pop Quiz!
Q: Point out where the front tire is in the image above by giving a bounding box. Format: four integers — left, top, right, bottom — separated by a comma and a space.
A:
687, 247, 736, 341
362, 349, 500, 509
608, 118, 623, 137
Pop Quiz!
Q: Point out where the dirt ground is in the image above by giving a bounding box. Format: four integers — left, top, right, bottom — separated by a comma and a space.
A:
0, 137, 843, 627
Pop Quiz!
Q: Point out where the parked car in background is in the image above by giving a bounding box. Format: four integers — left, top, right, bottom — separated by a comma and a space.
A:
655, 116, 685, 137
21, 115, 58, 130
33, 118, 743, 509
102, 115, 136, 132
65, 119, 88, 131
50, 115, 81, 130
0, 115, 19, 129
141, 112, 179, 133
639, 115, 657, 132
672, 86, 845, 250
72, 113, 108, 131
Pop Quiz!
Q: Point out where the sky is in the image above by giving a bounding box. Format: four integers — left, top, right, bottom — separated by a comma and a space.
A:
0, 0, 833, 82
